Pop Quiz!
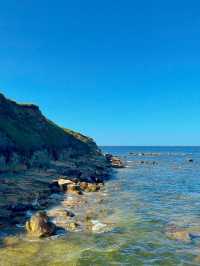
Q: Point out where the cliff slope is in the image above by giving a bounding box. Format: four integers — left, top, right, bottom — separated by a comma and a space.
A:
0, 93, 109, 179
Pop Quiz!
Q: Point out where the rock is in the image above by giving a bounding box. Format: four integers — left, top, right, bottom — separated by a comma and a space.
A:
26, 211, 56, 237
67, 184, 83, 195
66, 222, 80, 231
59, 179, 74, 192
86, 183, 101, 192
58, 178, 74, 186
111, 157, 125, 168
166, 226, 191, 242
48, 209, 75, 219
79, 182, 102, 192
79, 182, 88, 190
49, 181, 61, 193
51, 178, 77, 192
105, 154, 113, 161
65, 210, 75, 218
105, 154, 125, 168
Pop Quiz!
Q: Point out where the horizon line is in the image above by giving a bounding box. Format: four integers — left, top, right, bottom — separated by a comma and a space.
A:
99, 145, 200, 147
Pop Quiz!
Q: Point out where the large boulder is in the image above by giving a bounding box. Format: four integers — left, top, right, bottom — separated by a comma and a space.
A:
26, 211, 56, 237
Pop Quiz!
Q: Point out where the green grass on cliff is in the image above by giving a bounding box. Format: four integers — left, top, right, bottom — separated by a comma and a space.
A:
0, 93, 96, 153
63, 128, 94, 144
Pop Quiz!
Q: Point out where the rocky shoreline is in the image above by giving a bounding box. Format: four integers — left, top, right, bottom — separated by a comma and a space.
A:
0, 93, 126, 239
0, 154, 125, 239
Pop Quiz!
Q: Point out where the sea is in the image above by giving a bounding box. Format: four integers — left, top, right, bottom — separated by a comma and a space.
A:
1, 146, 200, 266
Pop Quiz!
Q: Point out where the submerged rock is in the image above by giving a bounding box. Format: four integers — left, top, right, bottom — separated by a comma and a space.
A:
79, 182, 101, 192
26, 211, 56, 237
166, 226, 191, 242
86, 183, 101, 192
66, 222, 80, 231
86, 220, 111, 233
48, 208, 75, 219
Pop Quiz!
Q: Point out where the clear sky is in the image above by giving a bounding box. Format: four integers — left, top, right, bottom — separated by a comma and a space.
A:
0, 1, 200, 146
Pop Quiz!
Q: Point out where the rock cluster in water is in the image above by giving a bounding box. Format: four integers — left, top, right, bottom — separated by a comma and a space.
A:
25, 177, 106, 237
105, 154, 125, 168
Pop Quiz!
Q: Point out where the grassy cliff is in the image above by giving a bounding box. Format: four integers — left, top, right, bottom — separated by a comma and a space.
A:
0, 93, 98, 154
0, 93, 106, 172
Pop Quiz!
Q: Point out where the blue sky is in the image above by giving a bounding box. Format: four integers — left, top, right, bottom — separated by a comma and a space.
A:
0, 1, 200, 145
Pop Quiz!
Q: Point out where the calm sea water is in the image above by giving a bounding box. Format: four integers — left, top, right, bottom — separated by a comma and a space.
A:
1, 146, 200, 266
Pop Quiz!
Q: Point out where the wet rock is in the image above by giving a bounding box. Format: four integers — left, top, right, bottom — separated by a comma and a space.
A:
111, 157, 125, 168
26, 211, 56, 237
65, 210, 75, 218
79, 182, 102, 192
49, 181, 61, 193
142, 160, 158, 165
129, 152, 136, 155
58, 178, 74, 187
66, 222, 80, 231
105, 154, 113, 161
86, 183, 101, 192
48, 209, 75, 219
51, 178, 77, 192
105, 154, 125, 168
67, 184, 83, 195
79, 182, 88, 190
49, 178, 76, 193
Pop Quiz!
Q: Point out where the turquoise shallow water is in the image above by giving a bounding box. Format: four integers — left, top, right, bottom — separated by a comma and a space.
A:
1, 146, 200, 265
